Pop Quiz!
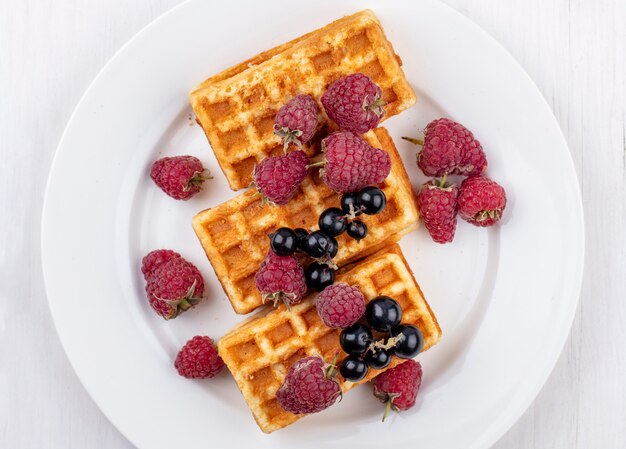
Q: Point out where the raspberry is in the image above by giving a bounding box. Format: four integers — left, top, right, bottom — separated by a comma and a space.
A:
253, 150, 309, 205
321, 73, 385, 134
316, 283, 365, 328
414, 118, 487, 177
150, 155, 210, 200
174, 336, 224, 379
274, 95, 319, 149
276, 356, 341, 414
141, 249, 182, 278
142, 251, 204, 319
372, 359, 423, 420
255, 251, 307, 307
318, 131, 391, 193
457, 175, 507, 227
417, 177, 459, 244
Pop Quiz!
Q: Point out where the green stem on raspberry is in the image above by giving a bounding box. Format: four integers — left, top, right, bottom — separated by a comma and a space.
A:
401, 136, 424, 146
307, 161, 325, 168
439, 173, 448, 188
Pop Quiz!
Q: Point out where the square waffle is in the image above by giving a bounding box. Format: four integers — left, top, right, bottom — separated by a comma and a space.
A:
218, 245, 442, 433
189, 10, 417, 190
192, 127, 419, 315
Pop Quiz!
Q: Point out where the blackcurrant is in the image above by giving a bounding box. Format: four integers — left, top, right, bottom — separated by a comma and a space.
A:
339, 356, 368, 382
304, 262, 335, 291
319, 207, 347, 237
346, 220, 368, 241
358, 187, 386, 215
293, 228, 309, 252
364, 347, 393, 369
303, 230, 332, 258
339, 323, 373, 356
269, 227, 297, 256
365, 296, 402, 331
326, 235, 338, 258
340, 192, 363, 216
390, 324, 424, 359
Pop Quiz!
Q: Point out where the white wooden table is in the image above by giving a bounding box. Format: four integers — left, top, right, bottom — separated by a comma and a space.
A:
1, 1, 624, 447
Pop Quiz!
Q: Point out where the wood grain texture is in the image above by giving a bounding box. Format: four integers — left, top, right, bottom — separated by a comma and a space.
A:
1, 0, 624, 448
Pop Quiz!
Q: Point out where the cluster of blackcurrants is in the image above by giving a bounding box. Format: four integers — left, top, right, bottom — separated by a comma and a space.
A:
269, 186, 387, 292
338, 296, 424, 382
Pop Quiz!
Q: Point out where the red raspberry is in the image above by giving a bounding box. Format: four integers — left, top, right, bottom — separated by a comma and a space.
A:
150, 155, 210, 200
276, 355, 341, 414
141, 249, 181, 278
174, 336, 224, 379
274, 95, 319, 149
457, 175, 507, 227
142, 251, 204, 320
415, 118, 487, 177
255, 251, 307, 307
253, 150, 309, 205
316, 283, 365, 329
417, 177, 459, 244
321, 73, 385, 134
372, 359, 423, 420
319, 131, 391, 193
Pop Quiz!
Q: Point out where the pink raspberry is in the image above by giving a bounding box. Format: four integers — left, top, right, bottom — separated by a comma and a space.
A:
276, 356, 341, 414
414, 118, 487, 177
372, 359, 423, 420
141, 249, 181, 278
150, 155, 210, 200
319, 131, 391, 193
316, 283, 365, 329
417, 177, 459, 244
253, 150, 309, 205
321, 73, 385, 134
255, 251, 307, 307
174, 336, 224, 379
274, 95, 320, 149
142, 250, 204, 320
457, 175, 507, 227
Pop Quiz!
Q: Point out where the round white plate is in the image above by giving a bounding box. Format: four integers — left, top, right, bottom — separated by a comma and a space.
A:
42, 1, 584, 448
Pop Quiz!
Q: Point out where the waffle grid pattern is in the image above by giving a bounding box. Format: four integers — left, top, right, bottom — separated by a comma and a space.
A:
192, 128, 419, 314
189, 10, 417, 190
218, 247, 442, 433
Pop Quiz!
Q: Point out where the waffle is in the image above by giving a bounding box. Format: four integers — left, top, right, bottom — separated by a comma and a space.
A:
189, 10, 417, 190
218, 245, 441, 433
192, 128, 419, 315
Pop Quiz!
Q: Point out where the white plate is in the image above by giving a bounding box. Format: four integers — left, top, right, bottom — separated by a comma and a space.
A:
41, 1, 584, 448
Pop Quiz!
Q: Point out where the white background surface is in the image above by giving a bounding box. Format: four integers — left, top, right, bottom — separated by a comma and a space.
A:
1, 0, 624, 448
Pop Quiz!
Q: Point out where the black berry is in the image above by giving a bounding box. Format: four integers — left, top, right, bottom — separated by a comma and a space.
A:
364, 347, 393, 369
339, 323, 373, 356
365, 296, 402, 331
319, 207, 347, 237
303, 230, 332, 258
339, 356, 368, 382
305, 262, 335, 291
391, 324, 424, 359
358, 187, 386, 215
346, 220, 368, 241
269, 227, 297, 255
340, 192, 363, 216
293, 228, 309, 252
326, 235, 338, 258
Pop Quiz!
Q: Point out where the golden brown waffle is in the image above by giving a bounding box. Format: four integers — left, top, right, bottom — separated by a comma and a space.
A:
218, 245, 442, 433
189, 10, 417, 190
192, 128, 419, 315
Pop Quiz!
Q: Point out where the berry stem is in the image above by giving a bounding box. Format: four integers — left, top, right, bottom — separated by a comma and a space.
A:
368, 334, 405, 352
401, 136, 424, 146
439, 173, 448, 188
307, 161, 325, 168
381, 393, 400, 422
